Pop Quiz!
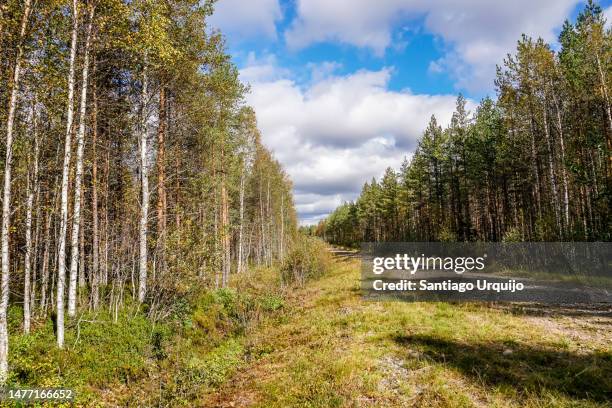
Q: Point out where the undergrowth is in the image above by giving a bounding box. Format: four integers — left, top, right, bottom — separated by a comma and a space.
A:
6, 241, 333, 406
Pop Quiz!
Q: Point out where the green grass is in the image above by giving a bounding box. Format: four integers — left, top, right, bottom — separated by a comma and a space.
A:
5, 266, 292, 406
205, 258, 612, 408
6, 257, 611, 407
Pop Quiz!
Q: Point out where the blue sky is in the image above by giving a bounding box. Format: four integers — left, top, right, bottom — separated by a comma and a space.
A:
209, 0, 612, 224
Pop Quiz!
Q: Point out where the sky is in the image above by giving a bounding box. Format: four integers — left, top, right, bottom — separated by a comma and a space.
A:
209, 0, 612, 225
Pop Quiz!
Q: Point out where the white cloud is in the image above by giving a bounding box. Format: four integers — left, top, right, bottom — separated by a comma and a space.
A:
307, 61, 343, 83
604, 6, 612, 28
209, 0, 282, 39
239, 52, 291, 83
285, 0, 580, 90
241, 59, 471, 223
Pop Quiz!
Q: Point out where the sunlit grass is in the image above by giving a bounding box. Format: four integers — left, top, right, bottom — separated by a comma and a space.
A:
207, 258, 611, 407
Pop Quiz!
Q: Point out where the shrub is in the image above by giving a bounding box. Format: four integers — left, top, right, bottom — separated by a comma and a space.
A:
259, 294, 284, 312
183, 338, 244, 387
502, 227, 522, 242
438, 227, 457, 242
280, 237, 332, 286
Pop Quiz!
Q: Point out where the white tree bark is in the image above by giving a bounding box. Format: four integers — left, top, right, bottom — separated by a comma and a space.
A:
279, 193, 284, 259
0, 0, 32, 383
91, 81, 100, 310
56, 0, 79, 349
138, 70, 149, 303
24, 108, 40, 335
237, 163, 245, 273
68, 4, 94, 318
550, 82, 570, 230
542, 101, 561, 236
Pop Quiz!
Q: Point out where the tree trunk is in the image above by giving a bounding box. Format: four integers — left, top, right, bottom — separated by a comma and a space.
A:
528, 109, 542, 219
56, 0, 79, 348
266, 179, 271, 264
102, 147, 110, 287
0, 0, 32, 380
279, 193, 284, 259
79, 187, 86, 291
68, 4, 94, 317
31, 174, 41, 314
156, 87, 167, 270
40, 186, 56, 314
237, 164, 245, 273
595, 52, 612, 179
138, 70, 149, 303
91, 80, 99, 310
23, 107, 40, 335
542, 102, 561, 236
220, 177, 230, 287
550, 82, 570, 232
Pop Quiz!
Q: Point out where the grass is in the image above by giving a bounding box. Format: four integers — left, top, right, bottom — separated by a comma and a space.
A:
205, 257, 612, 408
5, 265, 292, 406
5, 254, 611, 406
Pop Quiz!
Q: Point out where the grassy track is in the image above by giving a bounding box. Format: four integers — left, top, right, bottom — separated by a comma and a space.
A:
205, 256, 612, 408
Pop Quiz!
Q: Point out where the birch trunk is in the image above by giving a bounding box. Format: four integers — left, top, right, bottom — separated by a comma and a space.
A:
68, 4, 94, 317
550, 82, 570, 230
259, 177, 265, 265
31, 178, 41, 313
0, 0, 32, 381
24, 110, 40, 335
40, 187, 55, 314
266, 179, 271, 264
220, 178, 230, 287
542, 102, 561, 236
237, 164, 245, 273
79, 188, 85, 290
56, 0, 79, 348
91, 81, 99, 310
156, 87, 167, 271
527, 109, 542, 218
138, 70, 149, 303
279, 193, 284, 259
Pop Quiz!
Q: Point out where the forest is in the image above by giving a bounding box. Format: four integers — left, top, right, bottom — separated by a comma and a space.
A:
0, 0, 298, 389
315, 3, 611, 247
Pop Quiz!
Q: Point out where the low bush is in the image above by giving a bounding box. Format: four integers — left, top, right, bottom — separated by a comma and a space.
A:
280, 237, 332, 286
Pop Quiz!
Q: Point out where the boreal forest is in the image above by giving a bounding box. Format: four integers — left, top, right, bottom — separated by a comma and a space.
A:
0, 0, 297, 394
0, 1, 611, 406
315, 3, 611, 247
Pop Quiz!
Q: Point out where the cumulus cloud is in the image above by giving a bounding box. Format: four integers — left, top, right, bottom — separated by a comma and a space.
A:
238, 52, 291, 83
285, 0, 580, 90
241, 58, 470, 224
209, 0, 282, 39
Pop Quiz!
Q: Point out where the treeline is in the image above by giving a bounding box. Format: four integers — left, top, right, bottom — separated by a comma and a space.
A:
316, 2, 610, 247
0, 0, 296, 382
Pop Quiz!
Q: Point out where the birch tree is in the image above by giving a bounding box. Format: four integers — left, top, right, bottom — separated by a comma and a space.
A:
68, 2, 95, 318
24, 105, 40, 335
0, 0, 32, 382
138, 68, 149, 303
56, 0, 79, 349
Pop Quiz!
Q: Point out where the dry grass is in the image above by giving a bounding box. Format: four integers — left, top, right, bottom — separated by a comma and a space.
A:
205, 257, 612, 407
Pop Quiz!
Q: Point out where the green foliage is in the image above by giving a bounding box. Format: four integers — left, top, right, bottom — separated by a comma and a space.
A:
502, 227, 523, 242
185, 339, 243, 387
281, 237, 332, 286
258, 294, 284, 312
318, 1, 611, 243
8, 308, 155, 398
438, 227, 457, 242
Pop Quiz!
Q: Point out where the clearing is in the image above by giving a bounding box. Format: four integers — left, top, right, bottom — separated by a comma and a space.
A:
205, 252, 612, 407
